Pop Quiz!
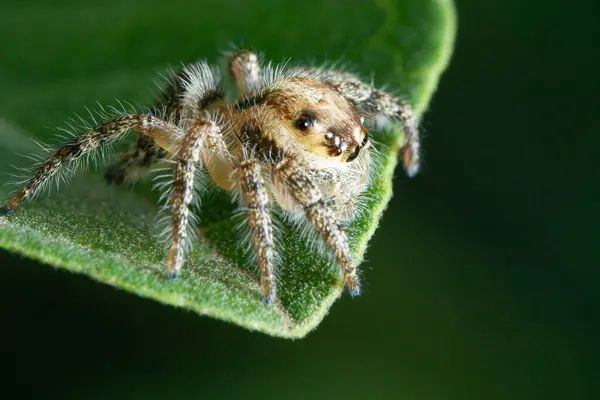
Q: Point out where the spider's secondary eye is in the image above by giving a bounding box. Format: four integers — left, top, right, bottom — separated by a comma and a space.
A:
295, 112, 316, 131
361, 128, 369, 147
346, 147, 360, 162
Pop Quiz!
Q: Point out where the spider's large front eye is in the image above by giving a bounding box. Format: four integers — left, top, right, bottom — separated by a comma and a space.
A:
295, 112, 316, 132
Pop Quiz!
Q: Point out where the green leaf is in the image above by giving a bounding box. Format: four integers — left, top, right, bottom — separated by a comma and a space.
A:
0, 0, 455, 338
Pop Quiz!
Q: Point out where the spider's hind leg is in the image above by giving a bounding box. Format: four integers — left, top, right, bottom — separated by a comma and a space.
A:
105, 134, 167, 186
2, 114, 181, 214
229, 50, 262, 95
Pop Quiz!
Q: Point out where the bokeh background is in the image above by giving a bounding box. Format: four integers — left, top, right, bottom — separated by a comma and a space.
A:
1, 0, 598, 399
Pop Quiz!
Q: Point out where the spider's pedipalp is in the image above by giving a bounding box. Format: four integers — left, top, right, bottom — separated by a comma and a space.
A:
273, 157, 360, 296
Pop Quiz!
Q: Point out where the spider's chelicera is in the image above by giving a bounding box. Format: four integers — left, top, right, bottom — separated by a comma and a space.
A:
0, 50, 421, 304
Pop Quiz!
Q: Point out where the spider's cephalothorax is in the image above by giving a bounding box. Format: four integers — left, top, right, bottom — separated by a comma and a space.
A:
0, 50, 421, 303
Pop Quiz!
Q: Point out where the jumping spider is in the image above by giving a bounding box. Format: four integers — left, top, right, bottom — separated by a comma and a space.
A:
0, 50, 421, 303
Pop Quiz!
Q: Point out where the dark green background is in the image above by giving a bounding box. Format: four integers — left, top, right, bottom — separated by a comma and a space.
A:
1, 0, 598, 398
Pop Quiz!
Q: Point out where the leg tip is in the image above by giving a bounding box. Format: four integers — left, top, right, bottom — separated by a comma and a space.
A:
263, 291, 277, 305
404, 164, 420, 178
0, 207, 14, 217
167, 271, 180, 281
402, 148, 420, 178
404, 162, 421, 178
104, 168, 125, 186
348, 286, 361, 298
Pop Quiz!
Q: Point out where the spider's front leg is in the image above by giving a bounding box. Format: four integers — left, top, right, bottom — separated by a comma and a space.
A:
1, 114, 181, 215
273, 157, 360, 296
236, 158, 277, 303
365, 90, 420, 177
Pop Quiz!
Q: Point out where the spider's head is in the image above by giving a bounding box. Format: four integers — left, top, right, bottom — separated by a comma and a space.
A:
268, 78, 369, 164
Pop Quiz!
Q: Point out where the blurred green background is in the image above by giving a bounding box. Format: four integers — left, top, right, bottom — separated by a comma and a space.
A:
1, 0, 598, 399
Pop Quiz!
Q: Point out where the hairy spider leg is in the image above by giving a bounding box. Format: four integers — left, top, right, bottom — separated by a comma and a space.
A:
273, 157, 360, 296
228, 52, 280, 302
168, 118, 210, 277
236, 159, 277, 303
1, 114, 181, 215
167, 113, 236, 276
